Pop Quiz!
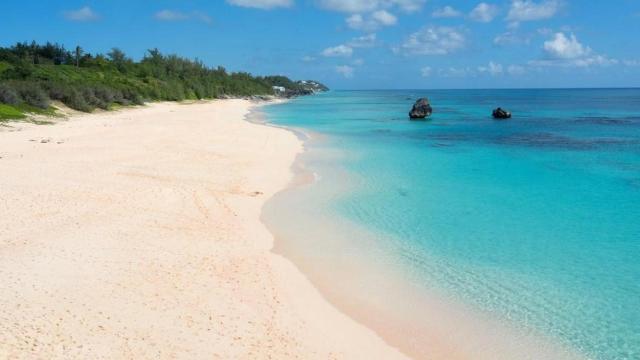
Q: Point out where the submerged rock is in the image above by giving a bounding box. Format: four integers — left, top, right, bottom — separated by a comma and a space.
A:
409, 98, 433, 119
493, 107, 512, 119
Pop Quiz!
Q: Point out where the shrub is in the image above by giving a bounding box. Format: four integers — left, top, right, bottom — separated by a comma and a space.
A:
0, 83, 20, 104
82, 87, 108, 109
15, 82, 49, 109
93, 86, 116, 105
123, 89, 143, 105
62, 87, 92, 112
5, 62, 34, 79
0, 41, 326, 114
43, 81, 67, 101
109, 88, 126, 105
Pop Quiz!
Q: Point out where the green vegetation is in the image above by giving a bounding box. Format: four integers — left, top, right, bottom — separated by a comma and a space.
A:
0, 104, 26, 121
0, 41, 327, 121
262, 76, 329, 96
0, 103, 58, 124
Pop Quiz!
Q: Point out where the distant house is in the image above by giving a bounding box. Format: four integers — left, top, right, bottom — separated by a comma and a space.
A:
272, 86, 286, 94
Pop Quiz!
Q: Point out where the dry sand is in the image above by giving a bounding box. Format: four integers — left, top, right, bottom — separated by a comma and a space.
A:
0, 100, 407, 359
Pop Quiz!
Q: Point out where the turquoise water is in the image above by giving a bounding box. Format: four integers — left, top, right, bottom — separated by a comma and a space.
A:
263, 89, 640, 359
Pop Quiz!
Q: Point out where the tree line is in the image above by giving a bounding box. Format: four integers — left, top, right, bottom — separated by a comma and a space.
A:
0, 41, 325, 114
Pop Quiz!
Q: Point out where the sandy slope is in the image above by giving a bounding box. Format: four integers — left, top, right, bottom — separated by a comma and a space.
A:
0, 100, 407, 359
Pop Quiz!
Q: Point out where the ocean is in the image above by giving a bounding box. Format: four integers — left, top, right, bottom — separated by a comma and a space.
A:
261, 89, 640, 359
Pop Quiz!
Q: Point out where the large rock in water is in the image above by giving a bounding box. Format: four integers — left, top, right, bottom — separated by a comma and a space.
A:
492, 107, 512, 119
409, 98, 432, 119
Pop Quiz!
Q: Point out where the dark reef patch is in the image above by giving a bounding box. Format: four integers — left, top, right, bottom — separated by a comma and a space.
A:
573, 116, 640, 126
493, 133, 638, 150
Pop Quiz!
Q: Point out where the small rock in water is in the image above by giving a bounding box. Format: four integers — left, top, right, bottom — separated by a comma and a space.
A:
492, 107, 512, 119
409, 98, 433, 120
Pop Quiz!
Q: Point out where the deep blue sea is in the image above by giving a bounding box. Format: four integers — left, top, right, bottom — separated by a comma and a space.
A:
262, 89, 640, 359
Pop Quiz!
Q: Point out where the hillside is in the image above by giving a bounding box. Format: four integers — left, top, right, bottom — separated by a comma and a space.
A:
0, 42, 327, 121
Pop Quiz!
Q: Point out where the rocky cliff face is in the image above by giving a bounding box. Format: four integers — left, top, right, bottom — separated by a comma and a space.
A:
283, 80, 329, 98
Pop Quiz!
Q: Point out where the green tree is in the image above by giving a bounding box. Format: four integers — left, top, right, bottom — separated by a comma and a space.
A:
0, 41, 327, 117
107, 48, 130, 73
75, 46, 83, 67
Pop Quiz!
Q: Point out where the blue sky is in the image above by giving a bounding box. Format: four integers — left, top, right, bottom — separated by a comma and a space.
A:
2, 0, 640, 89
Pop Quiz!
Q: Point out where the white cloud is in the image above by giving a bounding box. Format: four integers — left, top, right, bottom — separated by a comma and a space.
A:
537, 27, 553, 35
396, 26, 466, 55
425, 64, 528, 78
432, 6, 462, 18
507, 0, 561, 23
322, 0, 421, 33
573, 56, 618, 67
372, 10, 397, 25
531, 55, 618, 68
493, 31, 531, 46
155, 10, 189, 21
348, 33, 378, 48
391, 0, 426, 12
301, 56, 316, 62
489, 63, 504, 75
322, 45, 353, 57
320, 34, 376, 62
543, 32, 589, 59
154, 10, 212, 23
531, 32, 618, 67
623, 59, 640, 67
319, 0, 378, 13
469, 3, 499, 23
346, 14, 367, 30
63, 6, 99, 21
318, 0, 425, 13
507, 64, 526, 75
439, 67, 472, 77
352, 58, 365, 66
226, 0, 293, 9
477, 61, 503, 75
336, 65, 355, 78
346, 10, 397, 31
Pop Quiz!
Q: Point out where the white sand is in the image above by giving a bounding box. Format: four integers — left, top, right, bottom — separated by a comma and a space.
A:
0, 100, 407, 359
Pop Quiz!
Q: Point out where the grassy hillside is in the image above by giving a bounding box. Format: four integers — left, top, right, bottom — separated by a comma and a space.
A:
0, 42, 327, 121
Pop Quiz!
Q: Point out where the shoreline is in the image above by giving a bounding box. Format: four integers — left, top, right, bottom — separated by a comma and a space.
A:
259, 101, 588, 360
0, 99, 406, 359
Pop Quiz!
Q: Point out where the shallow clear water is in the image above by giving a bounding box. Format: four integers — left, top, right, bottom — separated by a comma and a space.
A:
263, 89, 640, 359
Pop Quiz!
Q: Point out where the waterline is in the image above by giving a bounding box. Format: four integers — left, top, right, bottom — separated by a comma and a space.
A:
261, 89, 640, 359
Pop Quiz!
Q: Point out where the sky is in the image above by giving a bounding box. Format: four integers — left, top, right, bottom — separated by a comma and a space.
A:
2, 0, 640, 89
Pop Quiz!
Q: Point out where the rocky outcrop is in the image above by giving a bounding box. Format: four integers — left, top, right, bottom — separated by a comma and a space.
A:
284, 88, 315, 98
492, 107, 512, 119
409, 98, 432, 119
